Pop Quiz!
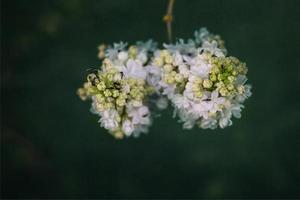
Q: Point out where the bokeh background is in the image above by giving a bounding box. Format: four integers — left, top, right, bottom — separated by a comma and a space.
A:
2, 0, 300, 198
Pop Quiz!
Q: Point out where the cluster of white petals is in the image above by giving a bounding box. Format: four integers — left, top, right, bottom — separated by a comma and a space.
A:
78, 40, 161, 139
149, 28, 251, 129
78, 28, 251, 138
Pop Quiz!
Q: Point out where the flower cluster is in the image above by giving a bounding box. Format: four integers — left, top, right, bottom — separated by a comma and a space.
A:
77, 28, 251, 138
150, 28, 252, 129
77, 41, 158, 139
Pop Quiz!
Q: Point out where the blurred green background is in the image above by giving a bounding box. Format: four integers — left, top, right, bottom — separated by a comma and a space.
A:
1, 0, 300, 198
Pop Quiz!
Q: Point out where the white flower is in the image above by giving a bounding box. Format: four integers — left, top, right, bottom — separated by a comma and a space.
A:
210, 91, 226, 113
201, 40, 225, 57
148, 28, 251, 131
130, 100, 143, 107
145, 65, 162, 90
99, 109, 119, 130
178, 64, 189, 78
236, 84, 252, 102
160, 81, 176, 98
136, 40, 157, 52
164, 39, 197, 54
128, 106, 151, 125
137, 52, 148, 64
106, 42, 128, 60
231, 103, 244, 119
219, 113, 232, 128
218, 101, 244, 128
173, 51, 184, 66
79, 40, 159, 138
200, 118, 218, 129
117, 51, 128, 61
194, 27, 210, 44
182, 119, 196, 129
192, 101, 213, 119
123, 59, 147, 80
188, 55, 212, 78
78, 27, 251, 138
122, 119, 134, 136
173, 94, 191, 110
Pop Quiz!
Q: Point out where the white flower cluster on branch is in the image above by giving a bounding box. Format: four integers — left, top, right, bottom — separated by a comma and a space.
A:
77, 28, 251, 139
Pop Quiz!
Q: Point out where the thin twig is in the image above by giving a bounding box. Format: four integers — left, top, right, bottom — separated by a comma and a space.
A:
163, 0, 175, 43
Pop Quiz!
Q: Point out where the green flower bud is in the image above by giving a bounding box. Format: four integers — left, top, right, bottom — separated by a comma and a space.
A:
170, 71, 177, 77
227, 84, 235, 91
175, 73, 184, 83
105, 102, 113, 109
130, 88, 142, 99
226, 65, 233, 72
87, 87, 99, 95
154, 57, 163, 67
203, 79, 213, 88
237, 85, 245, 94
228, 76, 235, 83
77, 88, 88, 101
104, 89, 112, 97
95, 102, 105, 111
194, 78, 203, 85
95, 94, 105, 103
128, 78, 136, 87
106, 73, 114, 81
165, 55, 173, 64
135, 93, 144, 101
96, 81, 106, 91
219, 87, 229, 96
83, 82, 92, 89
160, 50, 170, 58
211, 66, 220, 74
195, 91, 203, 98
192, 83, 201, 92
166, 75, 175, 84
218, 74, 224, 81
116, 97, 126, 107
163, 64, 173, 72
103, 58, 113, 67
232, 70, 238, 76
210, 74, 217, 82
208, 111, 217, 118
113, 130, 124, 139
87, 73, 100, 85
112, 90, 120, 98
128, 45, 138, 58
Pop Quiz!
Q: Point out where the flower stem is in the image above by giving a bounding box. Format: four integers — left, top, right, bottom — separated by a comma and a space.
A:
163, 0, 175, 43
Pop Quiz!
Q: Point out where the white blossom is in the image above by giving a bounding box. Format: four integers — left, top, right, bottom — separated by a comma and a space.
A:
148, 27, 251, 130
122, 59, 147, 80
78, 28, 252, 139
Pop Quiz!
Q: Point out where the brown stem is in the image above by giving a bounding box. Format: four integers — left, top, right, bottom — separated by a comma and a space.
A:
163, 0, 175, 43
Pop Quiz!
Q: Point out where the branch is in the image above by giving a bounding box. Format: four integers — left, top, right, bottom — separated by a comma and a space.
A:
163, 0, 175, 43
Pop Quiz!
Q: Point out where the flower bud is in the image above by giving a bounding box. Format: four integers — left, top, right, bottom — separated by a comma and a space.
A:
203, 79, 213, 88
